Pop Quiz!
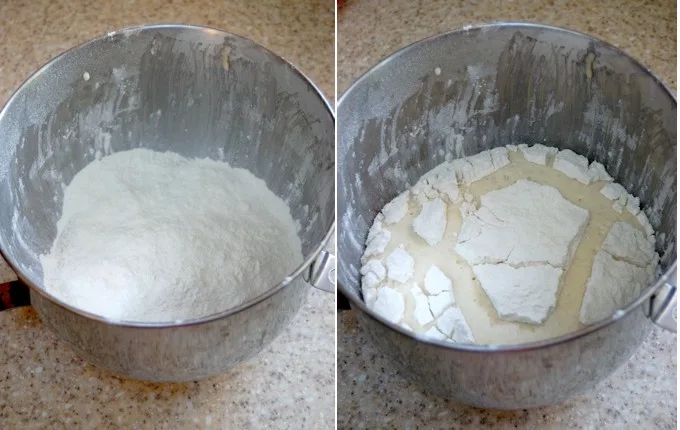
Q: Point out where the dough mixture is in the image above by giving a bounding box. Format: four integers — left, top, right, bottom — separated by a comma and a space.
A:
361, 144, 659, 345
41, 148, 303, 322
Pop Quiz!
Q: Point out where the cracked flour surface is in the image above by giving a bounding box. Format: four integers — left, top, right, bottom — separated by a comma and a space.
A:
360, 145, 659, 345
455, 179, 589, 324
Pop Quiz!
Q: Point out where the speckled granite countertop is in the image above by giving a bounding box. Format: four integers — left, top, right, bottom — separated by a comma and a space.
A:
338, 0, 676, 94
0, 1, 334, 429
338, 0, 676, 428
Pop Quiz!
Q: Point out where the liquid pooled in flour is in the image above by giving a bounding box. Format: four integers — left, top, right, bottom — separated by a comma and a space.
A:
361, 147, 656, 345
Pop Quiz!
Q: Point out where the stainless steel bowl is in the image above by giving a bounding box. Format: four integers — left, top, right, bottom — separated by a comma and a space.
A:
337, 23, 676, 409
0, 25, 335, 381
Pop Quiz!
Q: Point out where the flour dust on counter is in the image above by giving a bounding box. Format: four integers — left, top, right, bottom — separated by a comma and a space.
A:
360, 145, 659, 345
41, 148, 303, 322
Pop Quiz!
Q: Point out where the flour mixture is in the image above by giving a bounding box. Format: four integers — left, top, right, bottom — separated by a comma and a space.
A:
41, 148, 303, 322
360, 144, 659, 345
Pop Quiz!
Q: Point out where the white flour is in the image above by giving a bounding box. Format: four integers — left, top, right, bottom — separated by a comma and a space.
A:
361, 145, 658, 345
40, 148, 303, 322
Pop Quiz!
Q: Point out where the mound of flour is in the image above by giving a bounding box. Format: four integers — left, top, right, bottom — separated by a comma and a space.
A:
40, 148, 303, 322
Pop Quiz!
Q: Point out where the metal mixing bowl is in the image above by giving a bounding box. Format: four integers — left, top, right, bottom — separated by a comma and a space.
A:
337, 23, 676, 408
0, 25, 335, 381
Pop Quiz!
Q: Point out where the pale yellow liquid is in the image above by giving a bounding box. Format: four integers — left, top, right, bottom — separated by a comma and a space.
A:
380, 151, 642, 345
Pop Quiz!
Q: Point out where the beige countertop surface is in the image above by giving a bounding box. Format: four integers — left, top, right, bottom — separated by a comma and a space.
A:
0, 1, 334, 429
338, 0, 676, 94
338, 0, 676, 428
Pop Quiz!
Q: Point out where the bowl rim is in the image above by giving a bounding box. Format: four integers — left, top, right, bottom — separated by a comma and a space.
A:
336, 21, 677, 353
0, 23, 336, 328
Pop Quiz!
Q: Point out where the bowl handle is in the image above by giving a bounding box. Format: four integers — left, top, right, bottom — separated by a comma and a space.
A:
306, 250, 336, 293
648, 266, 677, 332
